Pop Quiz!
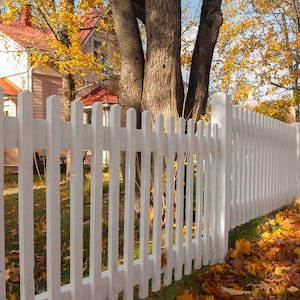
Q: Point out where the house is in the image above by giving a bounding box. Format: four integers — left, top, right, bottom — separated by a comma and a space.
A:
0, 5, 118, 167
0, 5, 118, 117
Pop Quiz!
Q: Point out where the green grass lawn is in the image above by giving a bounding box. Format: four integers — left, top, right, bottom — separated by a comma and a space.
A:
4, 171, 129, 298
4, 171, 274, 299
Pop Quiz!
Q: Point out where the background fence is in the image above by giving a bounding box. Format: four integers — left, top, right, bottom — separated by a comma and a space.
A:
0, 90, 299, 299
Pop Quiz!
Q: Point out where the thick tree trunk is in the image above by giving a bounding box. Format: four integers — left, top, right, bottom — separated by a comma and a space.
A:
142, 0, 184, 119
184, 0, 223, 121
111, 0, 144, 120
111, 0, 145, 214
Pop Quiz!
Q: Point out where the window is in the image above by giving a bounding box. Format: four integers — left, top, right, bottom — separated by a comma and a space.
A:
92, 39, 110, 74
4, 100, 16, 117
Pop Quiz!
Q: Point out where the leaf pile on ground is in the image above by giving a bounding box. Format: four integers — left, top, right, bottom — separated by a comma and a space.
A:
177, 199, 300, 300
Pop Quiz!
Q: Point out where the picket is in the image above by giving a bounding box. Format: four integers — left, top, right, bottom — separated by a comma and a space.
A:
0, 88, 5, 300
123, 108, 137, 300
253, 112, 258, 215
174, 118, 185, 281
231, 107, 238, 228
138, 111, 152, 299
107, 105, 121, 300
18, 91, 35, 299
89, 103, 104, 300
1, 90, 299, 300
151, 114, 164, 291
46, 96, 61, 300
210, 124, 219, 263
184, 119, 195, 275
194, 120, 204, 269
164, 116, 176, 286
202, 123, 211, 265
70, 100, 84, 300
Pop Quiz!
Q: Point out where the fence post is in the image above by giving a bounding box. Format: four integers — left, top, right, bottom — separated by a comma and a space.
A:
211, 92, 232, 262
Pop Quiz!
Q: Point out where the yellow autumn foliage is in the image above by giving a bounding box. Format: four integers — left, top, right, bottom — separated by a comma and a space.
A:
0, 0, 116, 86
213, 0, 299, 104
252, 98, 295, 123
235, 239, 251, 255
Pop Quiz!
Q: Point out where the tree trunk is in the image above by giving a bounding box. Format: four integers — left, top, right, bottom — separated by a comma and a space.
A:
111, 0, 144, 120
62, 74, 75, 121
184, 0, 223, 121
111, 0, 145, 213
142, 0, 184, 119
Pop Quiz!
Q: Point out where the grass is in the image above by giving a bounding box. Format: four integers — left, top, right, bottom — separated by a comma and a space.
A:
4, 171, 127, 298
4, 171, 285, 299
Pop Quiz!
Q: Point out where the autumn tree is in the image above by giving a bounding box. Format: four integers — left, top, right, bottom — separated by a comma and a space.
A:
212, 0, 299, 105
252, 97, 295, 123
1, 0, 114, 120
111, 0, 223, 122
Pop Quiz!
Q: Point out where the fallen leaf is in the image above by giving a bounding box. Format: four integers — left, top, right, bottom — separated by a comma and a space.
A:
271, 285, 285, 295
221, 286, 251, 295
235, 239, 251, 255
287, 286, 299, 293
176, 289, 193, 300
5, 268, 10, 281
294, 247, 300, 259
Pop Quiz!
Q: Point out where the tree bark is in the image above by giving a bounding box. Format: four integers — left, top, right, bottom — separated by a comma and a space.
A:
62, 74, 75, 121
184, 0, 223, 121
142, 0, 184, 120
111, 0, 144, 121
111, 0, 145, 209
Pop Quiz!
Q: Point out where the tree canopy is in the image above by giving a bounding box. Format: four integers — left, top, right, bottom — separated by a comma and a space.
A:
213, 0, 299, 105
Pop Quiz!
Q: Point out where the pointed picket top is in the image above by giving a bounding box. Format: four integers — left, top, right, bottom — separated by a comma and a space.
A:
46, 95, 61, 300
18, 90, 35, 299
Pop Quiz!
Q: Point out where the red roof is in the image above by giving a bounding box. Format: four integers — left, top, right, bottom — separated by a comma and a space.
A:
79, 11, 99, 43
81, 87, 118, 106
0, 11, 99, 51
0, 22, 52, 50
0, 78, 20, 96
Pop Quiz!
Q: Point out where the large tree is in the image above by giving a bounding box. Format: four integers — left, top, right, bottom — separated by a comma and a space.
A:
111, 0, 223, 122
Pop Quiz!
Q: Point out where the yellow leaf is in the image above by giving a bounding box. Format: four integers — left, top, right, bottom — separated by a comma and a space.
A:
271, 286, 285, 295
176, 289, 193, 300
5, 268, 10, 281
261, 231, 271, 240
235, 239, 251, 255
294, 247, 300, 259
229, 248, 239, 259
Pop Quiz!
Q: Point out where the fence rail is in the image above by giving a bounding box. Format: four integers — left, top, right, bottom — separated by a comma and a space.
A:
0, 90, 299, 299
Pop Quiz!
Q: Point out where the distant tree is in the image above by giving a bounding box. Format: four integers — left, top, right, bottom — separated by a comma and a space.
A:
252, 97, 295, 123
213, 0, 299, 105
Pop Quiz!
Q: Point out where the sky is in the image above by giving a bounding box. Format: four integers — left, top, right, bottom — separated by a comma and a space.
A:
182, 0, 202, 21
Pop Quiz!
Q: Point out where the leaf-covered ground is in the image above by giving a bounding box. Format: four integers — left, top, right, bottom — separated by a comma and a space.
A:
177, 198, 300, 300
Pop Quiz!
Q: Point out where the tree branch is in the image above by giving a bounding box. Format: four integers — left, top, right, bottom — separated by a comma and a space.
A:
271, 81, 300, 91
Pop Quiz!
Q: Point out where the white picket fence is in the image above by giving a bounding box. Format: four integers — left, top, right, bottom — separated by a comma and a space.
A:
0, 90, 299, 300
